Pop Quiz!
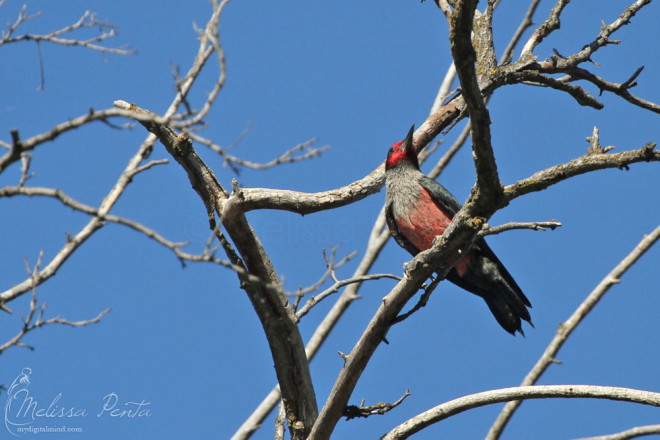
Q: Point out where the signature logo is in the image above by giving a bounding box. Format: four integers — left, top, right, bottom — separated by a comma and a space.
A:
5, 367, 35, 436
4, 367, 151, 437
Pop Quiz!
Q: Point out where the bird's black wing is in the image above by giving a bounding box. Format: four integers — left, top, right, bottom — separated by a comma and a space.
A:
475, 238, 531, 307
417, 175, 462, 215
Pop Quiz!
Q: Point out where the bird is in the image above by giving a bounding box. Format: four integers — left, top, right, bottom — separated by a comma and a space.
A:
384, 125, 532, 335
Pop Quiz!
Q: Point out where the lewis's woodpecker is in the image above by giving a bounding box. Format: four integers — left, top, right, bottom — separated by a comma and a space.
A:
385, 126, 532, 335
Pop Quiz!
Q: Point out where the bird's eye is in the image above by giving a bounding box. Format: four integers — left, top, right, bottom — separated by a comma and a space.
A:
389, 147, 396, 155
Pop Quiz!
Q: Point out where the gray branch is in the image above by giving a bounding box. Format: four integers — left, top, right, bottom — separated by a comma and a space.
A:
382, 385, 660, 440
480, 220, 562, 236
504, 139, 658, 203
555, 66, 660, 114
573, 424, 660, 440
0, 108, 134, 174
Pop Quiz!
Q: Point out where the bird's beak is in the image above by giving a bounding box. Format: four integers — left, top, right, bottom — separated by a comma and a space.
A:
402, 124, 415, 152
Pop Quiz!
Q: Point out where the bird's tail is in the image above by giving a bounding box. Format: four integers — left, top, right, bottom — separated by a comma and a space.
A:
446, 238, 533, 336
483, 291, 533, 336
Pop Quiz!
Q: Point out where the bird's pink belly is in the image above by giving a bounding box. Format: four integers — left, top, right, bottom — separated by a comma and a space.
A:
396, 189, 471, 276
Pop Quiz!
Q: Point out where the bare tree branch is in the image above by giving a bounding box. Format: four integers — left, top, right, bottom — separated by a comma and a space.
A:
220, 97, 462, 219
486, 224, 660, 440
512, 0, 659, 114
114, 99, 318, 439
504, 139, 658, 203
0, 184, 242, 270
382, 385, 660, 440
0, 252, 110, 354
0, 184, 288, 286
573, 424, 660, 440
0, 0, 235, 326
189, 132, 329, 172
0, 5, 135, 89
392, 274, 444, 325
430, 63, 457, 115
18, 151, 33, 186
289, 247, 357, 299
274, 400, 287, 440
520, 0, 571, 57
173, 0, 229, 127
0, 108, 133, 174
500, 0, 542, 64
165, 0, 232, 129
0, 7, 135, 54
554, 66, 660, 114
451, 0, 504, 210
0, 139, 154, 306
343, 390, 411, 420
507, 70, 604, 108
295, 273, 400, 322
548, 0, 652, 69
480, 220, 562, 236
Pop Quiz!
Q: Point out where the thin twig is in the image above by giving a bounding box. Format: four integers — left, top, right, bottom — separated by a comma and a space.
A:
344, 390, 411, 420
0, 8, 136, 54
392, 275, 443, 325
174, 0, 230, 127
549, 0, 652, 69
480, 220, 562, 236
189, 132, 329, 172
0, 251, 110, 354
295, 273, 401, 322
290, 248, 357, 298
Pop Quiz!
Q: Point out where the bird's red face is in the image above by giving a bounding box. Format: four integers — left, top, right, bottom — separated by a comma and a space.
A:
386, 140, 407, 169
386, 125, 418, 170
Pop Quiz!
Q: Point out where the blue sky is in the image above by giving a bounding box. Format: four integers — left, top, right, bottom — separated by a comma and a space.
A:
1, 1, 658, 439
